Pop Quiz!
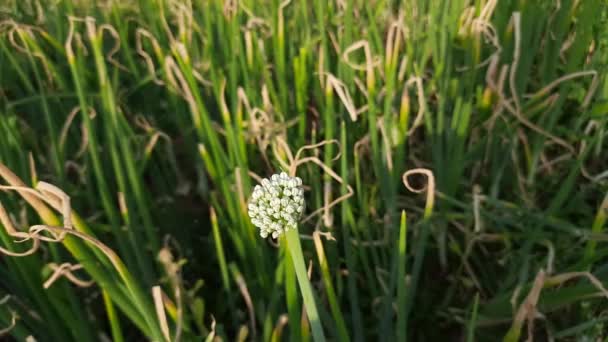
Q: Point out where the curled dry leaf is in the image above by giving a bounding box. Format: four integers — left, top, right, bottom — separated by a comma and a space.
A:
402, 168, 435, 218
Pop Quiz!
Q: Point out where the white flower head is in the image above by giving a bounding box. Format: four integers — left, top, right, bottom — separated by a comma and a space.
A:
248, 172, 305, 239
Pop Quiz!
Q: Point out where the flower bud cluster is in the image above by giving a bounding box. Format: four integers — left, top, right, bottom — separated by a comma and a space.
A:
248, 172, 305, 239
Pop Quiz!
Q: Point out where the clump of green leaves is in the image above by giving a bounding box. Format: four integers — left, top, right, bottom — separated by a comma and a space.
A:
0, 0, 606, 341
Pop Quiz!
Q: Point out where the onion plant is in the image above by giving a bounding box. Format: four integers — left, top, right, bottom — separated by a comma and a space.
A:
0, 0, 607, 341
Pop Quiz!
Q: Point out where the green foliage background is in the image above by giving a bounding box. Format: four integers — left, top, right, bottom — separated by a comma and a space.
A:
0, 0, 607, 340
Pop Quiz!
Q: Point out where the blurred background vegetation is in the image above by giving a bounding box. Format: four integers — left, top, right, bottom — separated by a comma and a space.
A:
0, 0, 607, 341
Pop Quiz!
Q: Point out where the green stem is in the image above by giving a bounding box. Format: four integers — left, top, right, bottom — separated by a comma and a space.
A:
103, 289, 124, 342
285, 228, 326, 342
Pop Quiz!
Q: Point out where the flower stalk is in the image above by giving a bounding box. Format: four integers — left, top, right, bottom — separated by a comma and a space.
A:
248, 172, 326, 341
285, 228, 326, 342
